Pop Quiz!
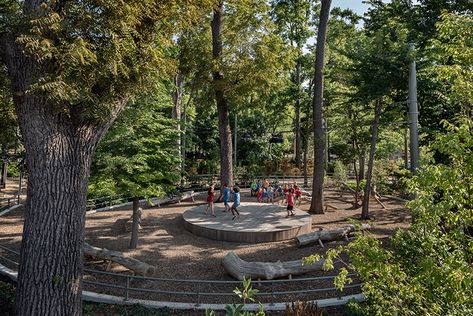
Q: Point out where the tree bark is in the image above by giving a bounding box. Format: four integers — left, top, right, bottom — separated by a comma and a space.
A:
358, 154, 365, 181
3, 30, 124, 316
362, 98, 382, 220
309, 0, 332, 214
295, 58, 302, 168
172, 73, 183, 176
129, 197, 141, 249
212, 1, 233, 187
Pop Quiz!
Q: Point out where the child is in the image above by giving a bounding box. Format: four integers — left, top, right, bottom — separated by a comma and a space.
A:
205, 185, 216, 217
285, 188, 295, 217
222, 183, 231, 212
294, 185, 302, 206
230, 186, 241, 220
281, 184, 289, 205
250, 181, 257, 197
262, 187, 268, 203
267, 186, 274, 204
256, 187, 263, 203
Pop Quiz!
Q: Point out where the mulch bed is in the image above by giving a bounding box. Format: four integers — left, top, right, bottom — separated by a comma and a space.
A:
0, 188, 410, 307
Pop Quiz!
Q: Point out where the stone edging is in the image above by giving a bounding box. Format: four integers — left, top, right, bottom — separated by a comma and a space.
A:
0, 262, 364, 311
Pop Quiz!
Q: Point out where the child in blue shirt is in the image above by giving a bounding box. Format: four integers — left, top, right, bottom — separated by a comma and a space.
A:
230, 186, 241, 220
222, 183, 231, 212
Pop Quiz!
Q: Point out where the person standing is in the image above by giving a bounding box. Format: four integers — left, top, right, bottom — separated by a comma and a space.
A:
285, 188, 295, 217
230, 186, 241, 220
222, 183, 231, 212
205, 185, 216, 217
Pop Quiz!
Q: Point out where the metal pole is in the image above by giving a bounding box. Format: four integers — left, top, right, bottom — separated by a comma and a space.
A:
408, 43, 420, 172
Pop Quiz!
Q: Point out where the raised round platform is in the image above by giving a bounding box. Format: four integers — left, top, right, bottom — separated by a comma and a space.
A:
182, 202, 312, 243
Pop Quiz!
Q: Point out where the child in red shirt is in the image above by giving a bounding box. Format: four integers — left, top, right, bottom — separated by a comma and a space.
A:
205, 186, 216, 217
286, 188, 295, 217
256, 187, 263, 203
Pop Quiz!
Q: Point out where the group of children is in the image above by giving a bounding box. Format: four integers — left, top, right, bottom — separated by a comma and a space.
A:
205, 184, 241, 220
205, 180, 303, 218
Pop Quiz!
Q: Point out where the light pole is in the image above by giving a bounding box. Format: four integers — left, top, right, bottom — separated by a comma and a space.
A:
408, 43, 420, 172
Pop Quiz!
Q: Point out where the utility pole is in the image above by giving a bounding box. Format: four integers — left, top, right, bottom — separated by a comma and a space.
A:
408, 43, 420, 172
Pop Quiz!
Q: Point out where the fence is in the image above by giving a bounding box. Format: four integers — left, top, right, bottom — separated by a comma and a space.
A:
0, 243, 361, 305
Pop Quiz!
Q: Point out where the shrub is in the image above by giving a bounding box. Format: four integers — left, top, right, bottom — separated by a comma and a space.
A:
312, 118, 473, 315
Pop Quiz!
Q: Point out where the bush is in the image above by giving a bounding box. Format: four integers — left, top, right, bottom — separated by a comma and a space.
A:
333, 161, 348, 183
318, 118, 473, 315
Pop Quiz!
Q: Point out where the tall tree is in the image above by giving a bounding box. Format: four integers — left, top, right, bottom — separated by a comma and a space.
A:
309, 0, 331, 214
212, 1, 233, 187
0, 1, 210, 314
271, 0, 313, 168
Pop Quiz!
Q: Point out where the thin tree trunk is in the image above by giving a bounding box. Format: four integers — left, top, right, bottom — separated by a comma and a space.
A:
181, 95, 191, 187
358, 154, 365, 181
362, 98, 382, 220
295, 58, 302, 168
352, 144, 361, 208
303, 134, 309, 187
212, 1, 233, 187
172, 73, 183, 160
309, 0, 332, 214
129, 197, 140, 249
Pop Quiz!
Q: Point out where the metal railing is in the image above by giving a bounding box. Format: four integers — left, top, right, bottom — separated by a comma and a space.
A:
0, 243, 361, 305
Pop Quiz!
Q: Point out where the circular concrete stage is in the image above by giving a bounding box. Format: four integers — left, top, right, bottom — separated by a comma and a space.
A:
182, 202, 312, 243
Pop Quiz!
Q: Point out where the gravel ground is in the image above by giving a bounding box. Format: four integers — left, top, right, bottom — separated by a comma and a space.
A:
0, 188, 410, 306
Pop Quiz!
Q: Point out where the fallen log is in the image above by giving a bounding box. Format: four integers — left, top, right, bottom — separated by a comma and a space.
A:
83, 243, 155, 276
222, 251, 325, 280
296, 224, 370, 247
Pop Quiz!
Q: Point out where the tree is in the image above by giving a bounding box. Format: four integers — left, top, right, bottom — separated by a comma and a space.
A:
89, 86, 179, 249
309, 0, 331, 214
271, 0, 313, 168
179, 0, 293, 184
0, 1, 210, 314
212, 1, 233, 187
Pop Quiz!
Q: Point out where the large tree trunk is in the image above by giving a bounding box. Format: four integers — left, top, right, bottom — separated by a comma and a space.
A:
129, 197, 141, 249
295, 58, 302, 168
212, 1, 233, 187
3, 34, 122, 316
309, 0, 332, 214
15, 105, 112, 316
362, 98, 382, 220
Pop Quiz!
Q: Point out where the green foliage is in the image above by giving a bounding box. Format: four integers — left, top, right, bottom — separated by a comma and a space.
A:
2, 0, 213, 120
333, 161, 348, 183
89, 84, 179, 199
318, 118, 473, 315
206, 277, 265, 316
0, 281, 15, 316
